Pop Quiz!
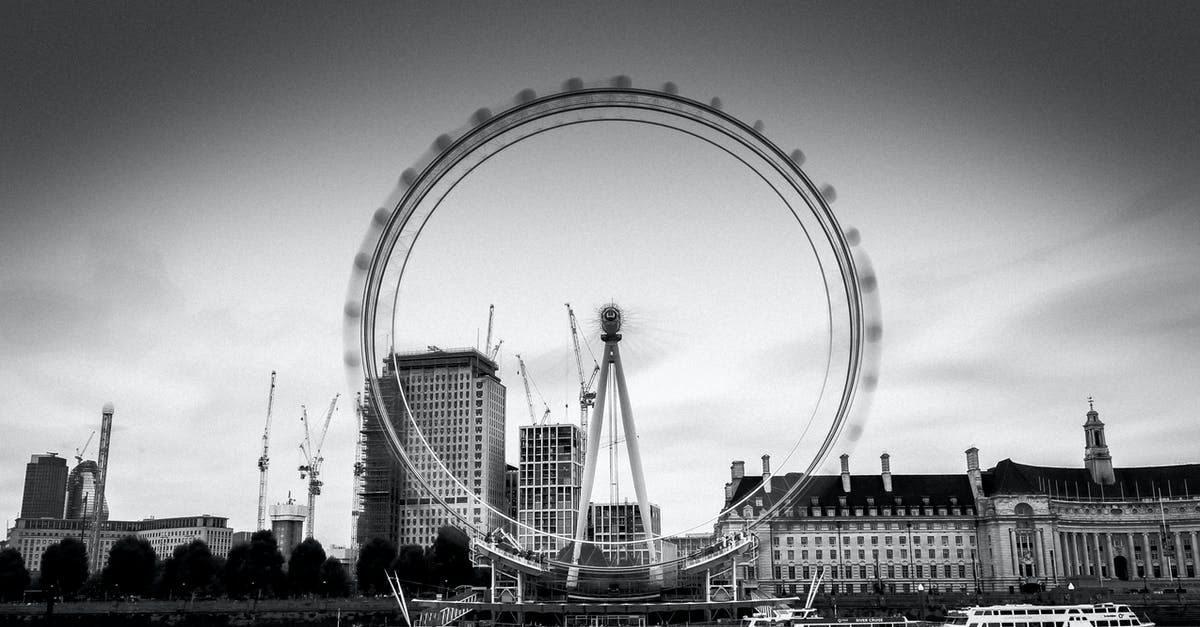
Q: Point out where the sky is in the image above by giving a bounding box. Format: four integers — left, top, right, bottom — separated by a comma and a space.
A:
2, 1, 1199, 548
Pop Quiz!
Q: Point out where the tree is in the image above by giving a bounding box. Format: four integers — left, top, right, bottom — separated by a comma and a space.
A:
161, 539, 219, 599
222, 530, 284, 598
0, 548, 30, 602
429, 526, 474, 590
356, 537, 397, 595
287, 538, 325, 597
41, 538, 89, 600
318, 557, 349, 597
103, 536, 157, 597
391, 544, 430, 594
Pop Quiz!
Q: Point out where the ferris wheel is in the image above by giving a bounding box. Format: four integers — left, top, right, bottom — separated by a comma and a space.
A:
343, 76, 882, 586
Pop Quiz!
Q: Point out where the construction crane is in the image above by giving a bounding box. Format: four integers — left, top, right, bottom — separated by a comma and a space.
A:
257, 371, 277, 531
485, 304, 495, 355
484, 305, 503, 361
515, 354, 551, 424
89, 402, 114, 574
566, 303, 600, 433
299, 394, 339, 540
74, 430, 96, 465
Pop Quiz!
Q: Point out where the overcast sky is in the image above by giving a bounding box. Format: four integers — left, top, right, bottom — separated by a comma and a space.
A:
3, 1, 1198, 547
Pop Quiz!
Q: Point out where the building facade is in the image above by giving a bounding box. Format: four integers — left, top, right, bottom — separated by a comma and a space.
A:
717, 405, 1200, 596
970, 403, 1199, 590
590, 501, 662, 566
20, 453, 69, 519
132, 515, 233, 562
65, 460, 109, 521
517, 423, 583, 553
270, 500, 309, 561
6, 514, 232, 573
718, 453, 979, 596
361, 348, 507, 547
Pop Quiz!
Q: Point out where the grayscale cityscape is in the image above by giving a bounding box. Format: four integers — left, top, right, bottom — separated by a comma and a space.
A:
2, 2, 1198, 627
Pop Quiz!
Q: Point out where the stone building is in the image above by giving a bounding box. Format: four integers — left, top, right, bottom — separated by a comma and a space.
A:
971, 402, 1199, 590
718, 402, 1200, 595
718, 453, 979, 596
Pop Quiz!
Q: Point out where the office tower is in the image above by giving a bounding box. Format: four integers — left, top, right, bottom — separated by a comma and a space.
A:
361, 347, 506, 547
20, 453, 68, 519
518, 423, 583, 553
589, 501, 661, 566
66, 460, 109, 520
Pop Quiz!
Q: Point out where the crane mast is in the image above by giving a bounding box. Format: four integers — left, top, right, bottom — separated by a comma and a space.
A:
299, 394, 339, 540
515, 355, 551, 424
89, 402, 114, 574
257, 371, 276, 531
484, 305, 502, 361
74, 430, 96, 465
566, 303, 600, 435
485, 304, 494, 356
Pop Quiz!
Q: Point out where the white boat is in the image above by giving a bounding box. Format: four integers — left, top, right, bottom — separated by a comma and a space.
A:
938, 603, 1154, 627
744, 567, 920, 627
744, 607, 923, 627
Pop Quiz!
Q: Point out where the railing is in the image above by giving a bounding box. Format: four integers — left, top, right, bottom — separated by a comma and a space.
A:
470, 538, 551, 573
416, 592, 481, 627
680, 532, 758, 574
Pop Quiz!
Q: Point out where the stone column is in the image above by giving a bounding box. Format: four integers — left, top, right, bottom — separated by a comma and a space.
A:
1036, 528, 1046, 577
1126, 532, 1136, 579
1142, 532, 1153, 578
1106, 533, 1116, 579
1009, 528, 1017, 576
1092, 532, 1102, 578
1174, 531, 1185, 580
1068, 532, 1079, 576
1081, 532, 1093, 576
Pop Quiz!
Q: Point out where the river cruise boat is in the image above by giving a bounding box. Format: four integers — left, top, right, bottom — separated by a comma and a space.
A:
939, 603, 1154, 627
743, 606, 924, 627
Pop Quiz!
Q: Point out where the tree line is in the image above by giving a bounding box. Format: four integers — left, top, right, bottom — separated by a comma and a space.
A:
0, 525, 478, 602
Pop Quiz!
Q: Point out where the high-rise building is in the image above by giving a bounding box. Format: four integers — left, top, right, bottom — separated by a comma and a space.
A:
518, 423, 583, 552
66, 460, 109, 521
361, 348, 506, 547
270, 500, 309, 561
20, 453, 68, 519
589, 501, 662, 566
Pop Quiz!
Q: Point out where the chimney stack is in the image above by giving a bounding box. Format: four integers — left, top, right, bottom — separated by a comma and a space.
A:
840, 453, 851, 493
762, 454, 772, 494
965, 447, 984, 501
731, 460, 745, 480
881, 452, 893, 493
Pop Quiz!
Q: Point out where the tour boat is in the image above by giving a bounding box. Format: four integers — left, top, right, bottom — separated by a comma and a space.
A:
743, 607, 924, 627
744, 568, 921, 627
938, 603, 1154, 627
